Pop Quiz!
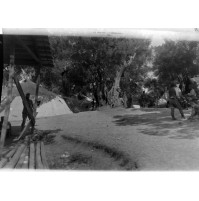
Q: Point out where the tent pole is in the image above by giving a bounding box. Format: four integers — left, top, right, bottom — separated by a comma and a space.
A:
32, 66, 41, 133
0, 45, 15, 156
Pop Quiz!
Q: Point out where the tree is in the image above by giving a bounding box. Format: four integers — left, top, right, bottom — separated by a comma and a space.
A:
144, 77, 165, 106
153, 40, 199, 88
107, 38, 152, 107
49, 36, 152, 107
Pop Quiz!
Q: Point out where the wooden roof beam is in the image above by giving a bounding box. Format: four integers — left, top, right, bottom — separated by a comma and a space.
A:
15, 36, 41, 64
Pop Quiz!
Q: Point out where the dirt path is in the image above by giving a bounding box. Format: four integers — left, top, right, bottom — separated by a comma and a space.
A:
33, 106, 199, 170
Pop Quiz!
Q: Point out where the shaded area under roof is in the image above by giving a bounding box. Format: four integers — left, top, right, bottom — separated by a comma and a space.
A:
3, 34, 54, 67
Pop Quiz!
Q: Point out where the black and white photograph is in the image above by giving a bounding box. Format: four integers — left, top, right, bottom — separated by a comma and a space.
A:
1, 1, 199, 200
1, 28, 199, 171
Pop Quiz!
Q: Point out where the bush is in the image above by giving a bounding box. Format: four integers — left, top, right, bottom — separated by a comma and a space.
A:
63, 96, 92, 113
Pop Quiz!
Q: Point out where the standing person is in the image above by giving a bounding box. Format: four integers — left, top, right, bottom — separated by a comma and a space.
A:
175, 82, 186, 109
168, 82, 186, 120
21, 93, 34, 131
104, 85, 108, 105
187, 85, 199, 119
162, 87, 169, 107
90, 92, 95, 111
175, 83, 182, 99
140, 91, 147, 108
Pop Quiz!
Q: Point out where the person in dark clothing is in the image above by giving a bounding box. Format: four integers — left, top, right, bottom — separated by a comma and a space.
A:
140, 91, 147, 108
186, 85, 199, 119
168, 82, 186, 120
21, 93, 34, 131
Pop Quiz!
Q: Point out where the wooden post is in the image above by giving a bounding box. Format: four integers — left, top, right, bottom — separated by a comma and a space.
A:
0, 45, 15, 156
0, 35, 3, 104
33, 67, 40, 128
0, 96, 15, 113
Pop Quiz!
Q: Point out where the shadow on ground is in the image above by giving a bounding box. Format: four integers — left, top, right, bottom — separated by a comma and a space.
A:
113, 109, 199, 140
42, 129, 62, 145
4, 126, 21, 148
2, 127, 62, 148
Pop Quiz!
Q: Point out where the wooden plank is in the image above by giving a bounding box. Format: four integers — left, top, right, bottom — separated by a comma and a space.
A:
29, 143, 35, 169
36, 141, 43, 169
0, 49, 15, 154
0, 146, 18, 168
3, 144, 26, 169
15, 147, 27, 169
21, 147, 29, 169
0, 158, 8, 168
2, 147, 12, 157
13, 74, 35, 125
16, 112, 38, 141
40, 141, 49, 169
5, 145, 18, 159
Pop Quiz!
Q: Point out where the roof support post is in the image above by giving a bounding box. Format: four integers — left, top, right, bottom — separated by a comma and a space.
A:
0, 44, 15, 156
0, 35, 3, 104
0, 96, 15, 113
33, 67, 41, 114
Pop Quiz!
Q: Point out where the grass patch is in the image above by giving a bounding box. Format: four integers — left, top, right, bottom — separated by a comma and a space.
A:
68, 153, 92, 165
61, 135, 137, 170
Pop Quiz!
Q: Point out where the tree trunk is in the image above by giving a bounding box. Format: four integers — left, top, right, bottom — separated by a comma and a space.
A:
108, 53, 136, 107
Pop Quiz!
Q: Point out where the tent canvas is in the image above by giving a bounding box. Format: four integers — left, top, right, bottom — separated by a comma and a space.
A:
0, 95, 72, 121
0, 80, 72, 121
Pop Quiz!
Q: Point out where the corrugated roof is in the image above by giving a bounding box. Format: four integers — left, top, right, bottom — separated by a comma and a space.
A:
3, 34, 54, 67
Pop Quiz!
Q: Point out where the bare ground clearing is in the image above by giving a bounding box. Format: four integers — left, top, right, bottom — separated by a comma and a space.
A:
9, 106, 199, 170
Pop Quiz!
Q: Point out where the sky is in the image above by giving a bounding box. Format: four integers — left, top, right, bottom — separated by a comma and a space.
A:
47, 28, 199, 45
148, 28, 199, 46
3, 28, 199, 47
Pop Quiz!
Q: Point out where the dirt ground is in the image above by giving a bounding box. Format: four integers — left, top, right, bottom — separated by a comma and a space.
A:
8, 106, 199, 170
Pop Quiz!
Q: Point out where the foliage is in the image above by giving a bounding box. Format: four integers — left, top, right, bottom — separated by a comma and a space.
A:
49, 36, 152, 99
153, 40, 199, 87
64, 96, 93, 113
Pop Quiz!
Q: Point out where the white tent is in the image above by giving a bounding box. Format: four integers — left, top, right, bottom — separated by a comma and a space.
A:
1, 79, 72, 121
0, 95, 72, 121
